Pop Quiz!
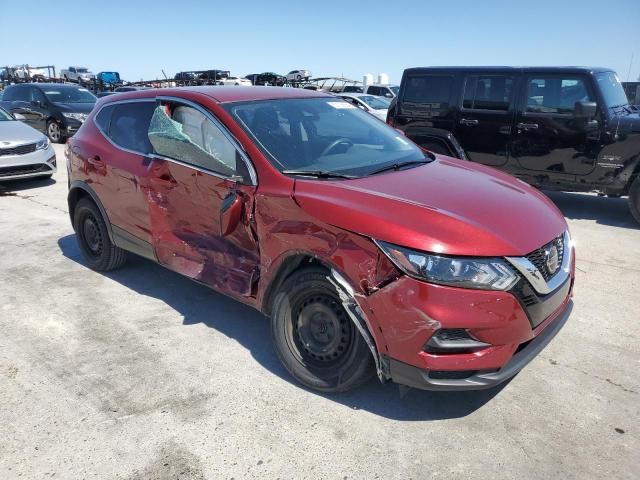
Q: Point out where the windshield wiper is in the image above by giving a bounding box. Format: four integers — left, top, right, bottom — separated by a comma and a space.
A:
368, 159, 431, 176
282, 169, 355, 179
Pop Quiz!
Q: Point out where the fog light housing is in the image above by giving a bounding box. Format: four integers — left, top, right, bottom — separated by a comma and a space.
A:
424, 328, 490, 354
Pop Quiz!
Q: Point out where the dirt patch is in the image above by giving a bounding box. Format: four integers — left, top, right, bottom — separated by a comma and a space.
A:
124, 441, 205, 480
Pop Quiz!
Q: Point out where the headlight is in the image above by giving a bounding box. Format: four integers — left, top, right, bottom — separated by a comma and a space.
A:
36, 137, 50, 150
62, 112, 87, 122
376, 241, 519, 291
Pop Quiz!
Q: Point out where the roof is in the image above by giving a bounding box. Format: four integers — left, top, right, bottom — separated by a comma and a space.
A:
404, 66, 615, 75
171, 86, 331, 103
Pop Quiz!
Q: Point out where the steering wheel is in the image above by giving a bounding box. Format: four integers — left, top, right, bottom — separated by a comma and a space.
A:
320, 138, 354, 157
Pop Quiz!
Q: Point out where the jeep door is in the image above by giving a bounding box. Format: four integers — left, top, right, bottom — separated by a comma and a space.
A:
453, 73, 516, 167
511, 74, 601, 177
145, 97, 260, 299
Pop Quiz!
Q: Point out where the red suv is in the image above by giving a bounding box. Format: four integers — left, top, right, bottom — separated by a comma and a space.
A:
66, 87, 574, 392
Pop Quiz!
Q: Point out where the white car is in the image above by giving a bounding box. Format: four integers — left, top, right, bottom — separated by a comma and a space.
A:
0, 107, 56, 181
12, 65, 48, 80
286, 70, 311, 83
364, 84, 400, 99
218, 76, 252, 86
338, 93, 391, 121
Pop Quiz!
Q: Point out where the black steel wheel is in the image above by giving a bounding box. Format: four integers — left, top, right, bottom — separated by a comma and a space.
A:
629, 176, 640, 225
271, 267, 374, 392
73, 197, 127, 271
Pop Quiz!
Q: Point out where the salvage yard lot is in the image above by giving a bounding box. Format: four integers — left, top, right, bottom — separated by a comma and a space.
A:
0, 144, 638, 479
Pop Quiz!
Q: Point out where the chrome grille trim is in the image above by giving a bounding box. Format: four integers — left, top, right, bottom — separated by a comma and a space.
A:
505, 231, 572, 295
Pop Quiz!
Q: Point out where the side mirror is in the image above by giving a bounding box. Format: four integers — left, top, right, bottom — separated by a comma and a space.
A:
13, 113, 26, 121
574, 101, 597, 118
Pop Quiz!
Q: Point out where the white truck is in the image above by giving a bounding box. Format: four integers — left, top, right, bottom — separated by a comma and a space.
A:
60, 66, 95, 83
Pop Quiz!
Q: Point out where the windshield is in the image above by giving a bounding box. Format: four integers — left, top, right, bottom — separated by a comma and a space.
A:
390, 86, 400, 96
42, 86, 97, 104
358, 95, 390, 110
77, 68, 88, 73
227, 97, 426, 177
0, 107, 14, 121
595, 72, 629, 108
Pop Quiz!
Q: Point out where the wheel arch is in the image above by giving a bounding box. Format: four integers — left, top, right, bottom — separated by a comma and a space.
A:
67, 181, 114, 242
408, 127, 467, 160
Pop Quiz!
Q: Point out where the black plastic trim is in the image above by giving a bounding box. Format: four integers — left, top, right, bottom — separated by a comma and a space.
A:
68, 180, 114, 242
112, 225, 157, 261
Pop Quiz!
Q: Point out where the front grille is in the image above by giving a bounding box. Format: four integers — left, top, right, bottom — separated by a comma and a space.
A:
525, 235, 564, 281
0, 163, 51, 177
0, 143, 37, 157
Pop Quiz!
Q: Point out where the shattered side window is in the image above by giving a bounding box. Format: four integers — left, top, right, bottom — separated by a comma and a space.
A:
147, 104, 237, 177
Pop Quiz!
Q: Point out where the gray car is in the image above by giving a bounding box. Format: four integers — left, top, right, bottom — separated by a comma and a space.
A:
0, 107, 57, 181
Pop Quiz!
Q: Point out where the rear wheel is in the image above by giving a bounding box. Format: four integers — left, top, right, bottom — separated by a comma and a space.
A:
628, 177, 640, 224
47, 120, 63, 143
271, 267, 374, 392
73, 198, 127, 271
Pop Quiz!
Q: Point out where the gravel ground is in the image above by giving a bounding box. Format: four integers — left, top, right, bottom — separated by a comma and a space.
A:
0, 143, 638, 479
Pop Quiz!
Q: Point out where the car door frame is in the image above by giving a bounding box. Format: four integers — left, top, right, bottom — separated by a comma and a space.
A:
511, 72, 604, 179
452, 71, 519, 167
145, 95, 260, 299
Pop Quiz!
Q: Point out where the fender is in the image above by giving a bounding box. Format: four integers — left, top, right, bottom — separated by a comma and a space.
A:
67, 180, 114, 242
406, 126, 467, 160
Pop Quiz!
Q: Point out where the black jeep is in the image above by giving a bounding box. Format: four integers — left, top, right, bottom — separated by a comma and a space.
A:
388, 67, 640, 223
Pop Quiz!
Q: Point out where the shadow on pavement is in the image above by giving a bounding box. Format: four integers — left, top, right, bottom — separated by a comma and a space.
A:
58, 234, 505, 421
0, 176, 56, 194
544, 190, 638, 229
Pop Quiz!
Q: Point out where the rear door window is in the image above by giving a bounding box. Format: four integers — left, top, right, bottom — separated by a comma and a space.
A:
525, 77, 593, 114
94, 104, 115, 134
402, 75, 453, 116
462, 75, 513, 111
147, 102, 240, 178
108, 101, 156, 153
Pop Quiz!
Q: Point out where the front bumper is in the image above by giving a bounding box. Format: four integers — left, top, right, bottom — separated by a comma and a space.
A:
388, 300, 572, 390
0, 146, 57, 180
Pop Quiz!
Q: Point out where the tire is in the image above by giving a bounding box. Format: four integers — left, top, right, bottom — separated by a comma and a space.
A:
270, 267, 374, 392
296, 74, 302, 81
46, 120, 63, 144
628, 176, 640, 224
73, 198, 127, 271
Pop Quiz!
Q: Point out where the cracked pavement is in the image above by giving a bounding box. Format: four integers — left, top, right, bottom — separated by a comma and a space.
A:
0, 144, 638, 479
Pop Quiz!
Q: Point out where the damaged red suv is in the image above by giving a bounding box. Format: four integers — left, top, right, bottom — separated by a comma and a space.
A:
66, 87, 574, 392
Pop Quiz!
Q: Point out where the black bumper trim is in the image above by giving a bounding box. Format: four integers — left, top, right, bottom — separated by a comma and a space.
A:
389, 300, 573, 391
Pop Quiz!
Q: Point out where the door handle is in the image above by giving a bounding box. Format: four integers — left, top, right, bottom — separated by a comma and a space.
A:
88, 155, 105, 167
517, 122, 539, 130
459, 118, 479, 126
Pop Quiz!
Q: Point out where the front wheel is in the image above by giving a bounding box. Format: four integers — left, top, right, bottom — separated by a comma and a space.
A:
628, 177, 640, 224
271, 267, 374, 392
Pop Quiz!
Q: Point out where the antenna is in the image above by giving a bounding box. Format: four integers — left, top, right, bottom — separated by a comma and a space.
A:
625, 53, 634, 81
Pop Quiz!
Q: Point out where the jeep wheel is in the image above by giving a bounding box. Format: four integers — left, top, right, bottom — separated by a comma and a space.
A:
271, 267, 374, 392
73, 198, 127, 271
628, 177, 640, 224
47, 120, 63, 144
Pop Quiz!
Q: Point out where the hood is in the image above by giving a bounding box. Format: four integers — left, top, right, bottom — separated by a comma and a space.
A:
0, 120, 46, 145
293, 156, 568, 257
52, 102, 95, 114
615, 112, 640, 133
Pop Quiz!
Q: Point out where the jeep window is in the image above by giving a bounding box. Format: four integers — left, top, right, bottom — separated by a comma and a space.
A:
463, 76, 513, 111
147, 103, 237, 177
525, 77, 593, 114
402, 76, 453, 116
228, 97, 427, 177
108, 101, 156, 153
595, 72, 629, 108
42, 86, 97, 104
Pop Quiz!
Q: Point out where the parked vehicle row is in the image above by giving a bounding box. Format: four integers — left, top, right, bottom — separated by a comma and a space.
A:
387, 66, 640, 223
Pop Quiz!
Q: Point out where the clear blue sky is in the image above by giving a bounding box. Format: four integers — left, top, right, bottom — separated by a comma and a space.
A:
3, 0, 639, 83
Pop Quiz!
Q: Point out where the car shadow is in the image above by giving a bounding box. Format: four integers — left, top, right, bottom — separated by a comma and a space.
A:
57, 234, 505, 421
0, 176, 56, 194
543, 190, 638, 229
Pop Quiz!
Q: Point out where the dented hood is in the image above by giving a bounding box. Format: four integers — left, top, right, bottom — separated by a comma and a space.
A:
293, 156, 568, 257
